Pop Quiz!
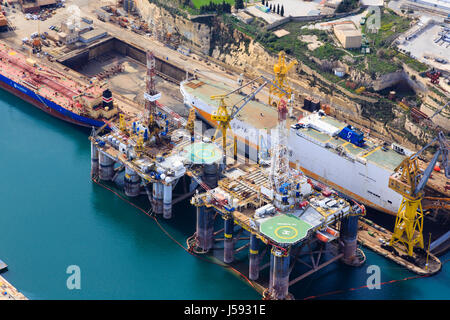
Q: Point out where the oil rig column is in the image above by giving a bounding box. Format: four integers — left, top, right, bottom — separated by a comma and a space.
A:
91, 141, 99, 178
340, 214, 360, 265
195, 205, 215, 251
163, 183, 173, 219
224, 215, 234, 263
249, 233, 260, 280
98, 152, 115, 181
124, 166, 141, 197
269, 246, 290, 300
152, 182, 163, 214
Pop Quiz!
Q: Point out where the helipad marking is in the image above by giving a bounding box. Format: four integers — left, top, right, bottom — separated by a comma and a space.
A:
275, 225, 298, 240
194, 146, 216, 160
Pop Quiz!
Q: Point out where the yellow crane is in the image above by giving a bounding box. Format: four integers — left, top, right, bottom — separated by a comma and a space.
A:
119, 113, 127, 133
133, 131, 145, 156
269, 51, 298, 107
210, 95, 231, 161
389, 131, 448, 256
185, 108, 196, 136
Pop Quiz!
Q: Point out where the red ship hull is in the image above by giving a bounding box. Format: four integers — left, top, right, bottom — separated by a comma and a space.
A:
0, 80, 92, 128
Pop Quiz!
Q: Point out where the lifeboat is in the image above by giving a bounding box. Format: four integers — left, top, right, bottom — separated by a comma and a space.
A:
316, 231, 331, 243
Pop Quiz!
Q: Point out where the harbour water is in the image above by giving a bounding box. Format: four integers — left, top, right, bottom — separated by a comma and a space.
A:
0, 90, 448, 300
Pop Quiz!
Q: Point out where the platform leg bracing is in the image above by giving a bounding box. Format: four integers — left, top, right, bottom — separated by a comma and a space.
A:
224, 216, 234, 263
163, 184, 173, 219
124, 166, 141, 197
249, 233, 260, 280
98, 152, 115, 181
196, 206, 214, 251
340, 215, 359, 265
269, 247, 290, 300
91, 142, 99, 178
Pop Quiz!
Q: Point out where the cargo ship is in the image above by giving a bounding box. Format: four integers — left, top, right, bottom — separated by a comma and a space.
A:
0, 42, 118, 127
180, 77, 416, 216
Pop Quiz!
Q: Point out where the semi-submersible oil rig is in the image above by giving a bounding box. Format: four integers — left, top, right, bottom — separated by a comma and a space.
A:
89, 51, 369, 300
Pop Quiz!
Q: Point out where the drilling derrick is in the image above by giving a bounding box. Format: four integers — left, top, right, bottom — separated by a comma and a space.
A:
144, 51, 161, 138
269, 51, 297, 109
270, 99, 291, 198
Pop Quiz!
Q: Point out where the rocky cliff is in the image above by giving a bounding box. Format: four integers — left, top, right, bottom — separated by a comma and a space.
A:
134, 0, 212, 54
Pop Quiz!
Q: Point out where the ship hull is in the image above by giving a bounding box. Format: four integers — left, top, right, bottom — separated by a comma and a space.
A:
0, 73, 105, 128
181, 82, 402, 216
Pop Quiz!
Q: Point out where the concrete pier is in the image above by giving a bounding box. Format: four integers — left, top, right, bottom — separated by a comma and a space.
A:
196, 206, 215, 251
163, 183, 173, 219
340, 214, 359, 265
98, 152, 115, 181
152, 182, 163, 214
124, 166, 140, 197
90, 142, 99, 178
224, 216, 234, 263
249, 233, 260, 280
269, 247, 290, 300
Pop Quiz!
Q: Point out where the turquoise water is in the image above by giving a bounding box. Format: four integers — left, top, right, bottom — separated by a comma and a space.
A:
0, 89, 448, 300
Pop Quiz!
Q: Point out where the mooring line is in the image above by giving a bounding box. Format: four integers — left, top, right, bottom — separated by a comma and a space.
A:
91, 178, 259, 293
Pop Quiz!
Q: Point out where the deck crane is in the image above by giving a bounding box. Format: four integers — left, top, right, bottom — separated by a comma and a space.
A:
389, 131, 449, 256
210, 76, 289, 164
269, 51, 298, 108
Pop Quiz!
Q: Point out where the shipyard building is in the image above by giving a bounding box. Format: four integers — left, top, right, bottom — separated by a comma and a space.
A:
19, 0, 57, 13
334, 24, 362, 49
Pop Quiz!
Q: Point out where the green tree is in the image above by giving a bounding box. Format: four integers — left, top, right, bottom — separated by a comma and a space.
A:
280, 5, 284, 16
277, 4, 280, 14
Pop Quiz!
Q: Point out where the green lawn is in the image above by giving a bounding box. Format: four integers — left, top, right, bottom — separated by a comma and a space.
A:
367, 55, 400, 74
395, 53, 428, 73
312, 43, 346, 60
191, 0, 235, 9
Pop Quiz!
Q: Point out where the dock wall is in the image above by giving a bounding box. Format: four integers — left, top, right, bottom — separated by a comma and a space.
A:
58, 38, 188, 83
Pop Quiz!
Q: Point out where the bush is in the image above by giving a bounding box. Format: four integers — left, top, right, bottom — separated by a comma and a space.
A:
199, 1, 232, 13
336, 0, 359, 13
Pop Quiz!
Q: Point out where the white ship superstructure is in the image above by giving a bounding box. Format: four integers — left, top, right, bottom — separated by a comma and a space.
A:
180, 78, 411, 215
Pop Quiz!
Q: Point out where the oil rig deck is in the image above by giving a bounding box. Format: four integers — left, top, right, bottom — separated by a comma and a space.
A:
89, 93, 367, 300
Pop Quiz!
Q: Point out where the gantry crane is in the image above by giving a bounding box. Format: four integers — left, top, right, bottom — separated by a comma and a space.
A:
269, 51, 298, 107
389, 131, 449, 256
210, 76, 289, 163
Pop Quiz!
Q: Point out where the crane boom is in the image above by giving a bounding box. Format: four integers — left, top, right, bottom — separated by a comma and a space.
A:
231, 76, 289, 116
414, 148, 442, 196
429, 100, 449, 120
210, 75, 289, 164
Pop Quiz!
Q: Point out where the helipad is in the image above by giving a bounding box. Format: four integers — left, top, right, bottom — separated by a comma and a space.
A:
182, 142, 223, 164
259, 214, 314, 245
